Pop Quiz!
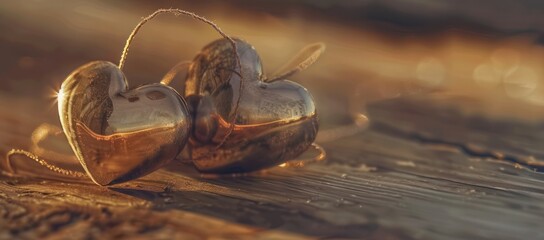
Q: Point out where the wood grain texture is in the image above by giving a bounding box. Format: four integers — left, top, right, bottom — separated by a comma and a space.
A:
1, 94, 544, 240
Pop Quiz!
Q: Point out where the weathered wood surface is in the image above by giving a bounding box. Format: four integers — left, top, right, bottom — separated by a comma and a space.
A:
2, 1, 544, 239
2, 94, 544, 240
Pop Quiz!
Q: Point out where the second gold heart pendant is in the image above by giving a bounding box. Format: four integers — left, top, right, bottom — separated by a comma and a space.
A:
8, 9, 325, 186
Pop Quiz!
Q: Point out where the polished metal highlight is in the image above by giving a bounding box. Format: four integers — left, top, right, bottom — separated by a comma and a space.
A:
184, 38, 323, 173
7, 8, 326, 186
58, 61, 191, 185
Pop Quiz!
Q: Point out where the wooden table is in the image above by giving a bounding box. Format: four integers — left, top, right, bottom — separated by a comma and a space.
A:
2, 95, 543, 239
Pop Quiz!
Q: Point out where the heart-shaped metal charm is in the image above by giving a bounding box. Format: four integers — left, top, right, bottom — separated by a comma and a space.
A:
183, 38, 324, 173
58, 61, 191, 185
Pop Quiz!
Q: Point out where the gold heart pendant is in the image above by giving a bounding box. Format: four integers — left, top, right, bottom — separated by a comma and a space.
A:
183, 38, 324, 173
58, 61, 191, 185
6, 9, 324, 185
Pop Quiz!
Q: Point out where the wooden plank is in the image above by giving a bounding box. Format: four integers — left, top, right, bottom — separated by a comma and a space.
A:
1, 95, 544, 239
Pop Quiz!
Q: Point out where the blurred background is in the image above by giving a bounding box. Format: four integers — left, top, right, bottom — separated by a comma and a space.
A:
3, 0, 544, 131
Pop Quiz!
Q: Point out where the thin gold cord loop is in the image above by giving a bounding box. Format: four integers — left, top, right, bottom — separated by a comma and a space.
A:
118, 8, 244, 151
279, 143, 327, 168
160, 61, 192, 86
5, 149, 87, 178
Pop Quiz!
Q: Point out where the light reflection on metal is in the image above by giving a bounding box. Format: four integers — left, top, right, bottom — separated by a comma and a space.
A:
183, 38, 322, 174
5, 37, 328, 184
57, 61, 191, 186
5, 39, 327, 184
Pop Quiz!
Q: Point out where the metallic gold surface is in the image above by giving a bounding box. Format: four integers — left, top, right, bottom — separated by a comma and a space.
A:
58, 61, 191, 185
184, 38, 319, 173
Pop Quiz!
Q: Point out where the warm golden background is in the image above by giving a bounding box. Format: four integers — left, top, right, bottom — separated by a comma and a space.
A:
3, 0, 544, 125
